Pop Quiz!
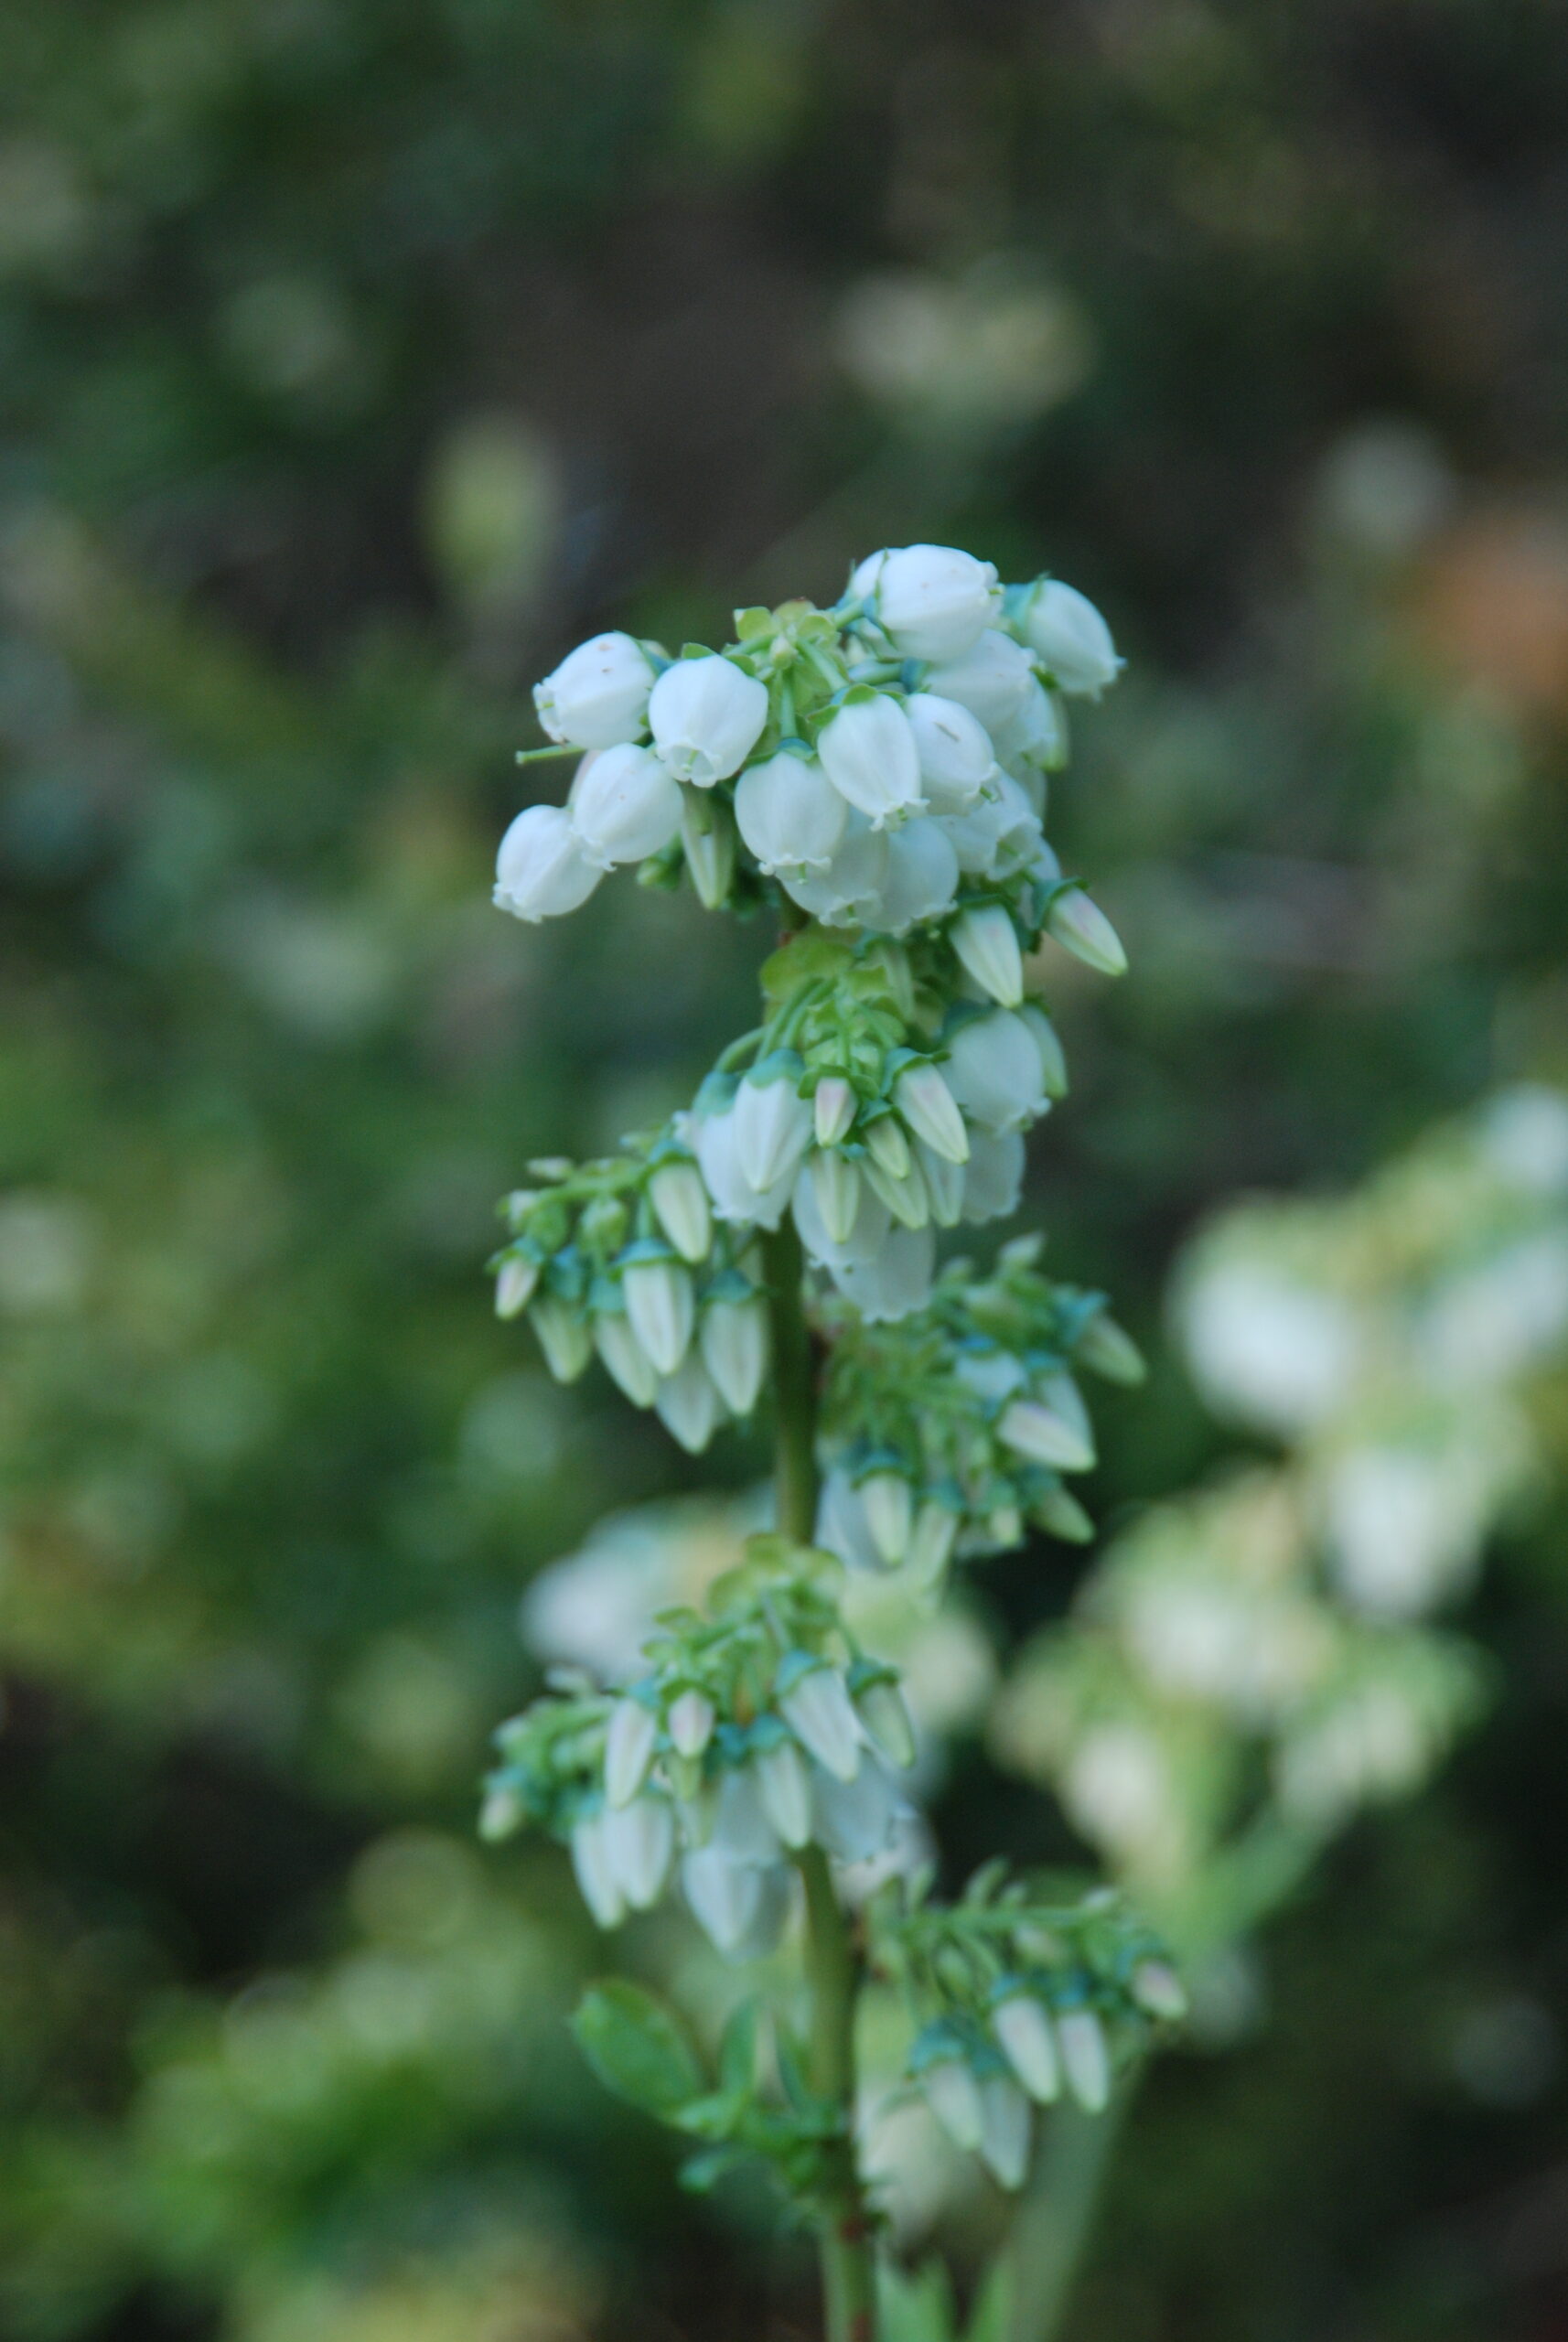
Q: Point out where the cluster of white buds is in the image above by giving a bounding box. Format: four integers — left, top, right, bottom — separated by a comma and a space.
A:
482, 1540, 922, 1956
491, 1131, 770, 1452
876, 1871, 1182, 2190
814, 1238, 1145, 1579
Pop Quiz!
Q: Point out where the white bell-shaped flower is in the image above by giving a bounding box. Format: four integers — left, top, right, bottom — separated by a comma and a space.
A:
569, 743, 682, 868
734, 749, 847, 876
756, 1739, 813, 1849
495, 803, 602, 922
854, 1679, 917, 1769
734, 1063, 812, 1193
904, 691, 998, 811
699, 1289, 769, 1414
692, 1100, 794, 1230
570, 1811, 626, 1928
978, 2073, 1032, 2190
925, 628, 1036, 736
865, 543, 1002, 661
936, 772, 1042, 880
865, 817, 960, 935
781, 811, 891, 926
830, 1223, 936, 1321
951, 904, 1025, 1006
810, 1754, 903, 1863
914, 1139, 966, 1227
681, 1843, 767, 1955
534, 631, 655, 749
959, 1128, 1026, 1224
993, 1993, 1061, 2102
621, 1255, 694, 1375
921, 2051, 984, 2151
992, 677, 1069, 774
649, 653, 768, 785
791, 1158, 891, 1272
711, 1767, 783, 1866
654, 1352, 724, 1452
1015, 578, 1122, 697
814, 1466, 884, 1572
940, 1012, 1047, 1133
601, 1793, 674, 1909
817, 691, 926, 830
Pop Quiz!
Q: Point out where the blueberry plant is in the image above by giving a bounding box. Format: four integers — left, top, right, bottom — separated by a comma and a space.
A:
478, 547, 1182, 2340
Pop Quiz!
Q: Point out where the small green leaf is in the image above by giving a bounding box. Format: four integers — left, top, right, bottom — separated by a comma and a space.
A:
571, 1981, 705, 2119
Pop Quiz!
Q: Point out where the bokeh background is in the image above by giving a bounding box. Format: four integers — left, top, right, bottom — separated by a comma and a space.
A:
5, 3, 1568, 2337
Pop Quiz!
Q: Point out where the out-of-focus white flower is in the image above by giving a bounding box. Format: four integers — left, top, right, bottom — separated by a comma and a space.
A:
779, 1663, 864, 1782
668, 1690, 715, 1759
710, 1767, 783, 1866
735, 748, 848, 876
782, 811, 892, 926
992, 678, 1069, 773
649, 653, 768, 784
1061, 1724, 1174, 1866
831, 1223, 937, 1321
734, 1064, 813, 1193
924, 628, 1036, 735
569, 742, 682, 867
534, 630, 656, 748
682, 1844, 770, 1955
858, 1469, 913, 1567
998, 1393, 1094, 1473
1422, 1234, 1568, 1386
940, 1012, 1047, 1133
811, 1756, 906, 1864
699, 1289, 769, 1414
1180, 1262, 1359, 1434
921, 2050, 983, 2151
654, 1352, 725, 1452
792, 1161, 892, 1273
571, 1811, 626, 1928
818, 691, 926, 829
815, 1466, 886, 1573
854, 1676, 917, 1768
529, 1295, 594, 1381
1013, 578, 1122, 698
601, 1793, 674, 1908
866, 817, 961, 934
495, 1255, 539, 1317
978, 2072, 1032, 2188
1480, 1085, 1568, 1194
993, 1993, 1060, 2102
1057, 2007, 1111, 2111
857, 543, 1002, 661
905, 691, 998, 811
622, 1256, 694, 1375
1323, 1445, 1488, 1617
693, 1100, 795, 1230
1046, 886, 1127, 976
951, 904, 1025, 1007
495, 803, 602, 921
595, 1311, 660, 1406
757, 1739, 813, 1848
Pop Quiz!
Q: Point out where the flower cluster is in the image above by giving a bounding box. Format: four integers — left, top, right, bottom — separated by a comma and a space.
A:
482, 1538, 922, 1957
871, 1869, 1183, 2189
498, 549, 1124, 952
813, 1236, 1145, 1578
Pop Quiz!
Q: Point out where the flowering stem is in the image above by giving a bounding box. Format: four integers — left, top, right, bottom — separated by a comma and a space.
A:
763, 1223, 876, 2342
1004, 2083, 1134, 2342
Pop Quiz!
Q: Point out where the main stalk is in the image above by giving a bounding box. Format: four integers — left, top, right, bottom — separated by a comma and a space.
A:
763, 1221, 877, 2342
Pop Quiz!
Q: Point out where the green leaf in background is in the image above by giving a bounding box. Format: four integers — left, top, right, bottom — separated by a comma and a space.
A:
570, 1980, 706, 2119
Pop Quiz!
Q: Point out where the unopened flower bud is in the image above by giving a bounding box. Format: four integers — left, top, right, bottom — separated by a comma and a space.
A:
1033, 1487, 1094, 1542
951, 903, 1025, 1007
908, 1499, 959, 1587
495, 1254, 538, 1318
1017, 1003, 1069, 1099
650, 653, 768, 786
854, 1674, 916, 1768
870, 817, 961, 934
667, 1689, 716, 1760
534, 631, 655, 749
605, 1695, 659, 1809
1014, 577, 1122, 698
813, 1078, 856, 1148
993, 1992, 1060, 2103
1047, 886, 1127, 977
735, 748, 847, 876
648, 1160, 712, 1264
858, 1469, 913, 1566
863, 1151, 929, 1230
654, 1353, 723, 1454
817, 691, 925, 830
734, 1062, 812, 1193
960, 1127, 1026, 1225
978, 2072, 1032, 2190
594, 1310, 660, 1406
921, 2050, 984, 2152
601, 1793, 674, 1909
495, 803, 602, 922
621, 1254, 694, 1376
778, 1660, 863, 1783
570, 742, 682, 867
865, 1117, 911, 1180
808, 1147, 863, 1246
529, 1295, 593, 1382
1076, 1312, 1146, 1386
1057, 2006, 1111, 2111
998, 1392, 1095, 1474
679, 790, 737, 909
699, 1289, 769, 1415
993, 676, 1069, 773
868, 543, 1002, 661
756, 1739, 813, 1849
895, 1061, 970, 1164
570, 1811, 626, 1928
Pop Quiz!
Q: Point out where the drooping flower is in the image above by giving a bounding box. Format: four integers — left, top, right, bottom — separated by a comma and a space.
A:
865, 817, 961, 935
733, 1060, 813, 1193
734, 748, 847, 877
950, 903, 1025, 1007
904, 691, 999, 811
860, 543, 1002, 661
924, 628, 1036, 736
699, 1287, 769, 1414
569, 743, 682, 867
817, 690, 926, 829
534, 631, 656, 749
1012, 577, 1122, 697
650, 653, 768, 785
495, 804, 602, 922
781, 811, 891, 925
940, 1011, 1048, 1133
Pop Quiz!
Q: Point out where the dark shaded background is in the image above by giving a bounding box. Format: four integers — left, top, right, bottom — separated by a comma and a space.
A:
3, 4, 1568, 2338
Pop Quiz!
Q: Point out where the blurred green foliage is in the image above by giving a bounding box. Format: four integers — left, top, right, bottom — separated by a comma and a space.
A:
4, 2, 1568, 2338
